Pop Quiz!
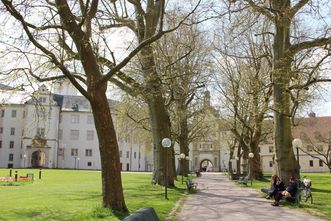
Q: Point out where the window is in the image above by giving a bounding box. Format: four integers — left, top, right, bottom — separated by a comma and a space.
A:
269, 161, 273, 167
58, 129, 63, 140
0, 140, 2, 148
0, 127, 3, 134
126, 151, 129, 158
269, 146, 273, 153
10, 128, 15, 136
1, 109, 4, 117
37, 128, 45, 136
71, 115, 80, 124
120, 151, 122, 158
87, 162, 92, 167
85, 149, 92, 157
11, 110, 17, 118
309, 160, 314, 167
71, 148, 78, 156
307, 145, 313, 152
319, 160, 323, 167
86, 130, 94, 141
87, 115, 94, 124
9, 141, 14, 149
9, 153, 14, 161
134, 152, 137, 159
70, 130, 79, 140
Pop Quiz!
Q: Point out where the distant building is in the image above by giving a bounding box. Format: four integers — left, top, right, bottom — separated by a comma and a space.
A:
0, 83, 152, 171
1, 83, 329, 173
259, 115, 330, 173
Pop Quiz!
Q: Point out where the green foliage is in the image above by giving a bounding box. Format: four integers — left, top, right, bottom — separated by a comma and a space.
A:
0, 169, 186, 221
251, 173, 331, 221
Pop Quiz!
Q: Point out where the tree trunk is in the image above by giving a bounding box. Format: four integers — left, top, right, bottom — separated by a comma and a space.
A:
250, 128, 264, 179
236, 146, 242, 174
90, 90, 127, 212
140, 45, 174, 187
178, 105, 190, 176
272, 2, 299, 182
148, 98, 175, 186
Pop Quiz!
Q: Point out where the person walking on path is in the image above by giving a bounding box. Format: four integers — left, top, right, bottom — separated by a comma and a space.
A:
176, 173, 324, 221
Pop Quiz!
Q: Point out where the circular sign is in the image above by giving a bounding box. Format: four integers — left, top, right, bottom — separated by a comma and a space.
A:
161, 138, 171, 148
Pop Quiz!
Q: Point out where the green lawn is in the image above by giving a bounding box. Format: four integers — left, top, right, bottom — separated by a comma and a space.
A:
0, 169, 186, 221
247, 173, 331, 221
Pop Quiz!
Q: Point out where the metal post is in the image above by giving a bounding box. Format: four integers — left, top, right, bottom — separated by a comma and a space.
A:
161, 138, 171, 200
39, 169, 42, 179
250, 160, 253, 186
165, 147, 168, 199
15, 171, 18, 181
181, 159, 184, 184
296, 147, 301, 179
9, 169, 12, 177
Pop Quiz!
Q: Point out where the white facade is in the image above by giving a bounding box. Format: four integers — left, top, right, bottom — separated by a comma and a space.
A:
0, 85, 151, 171
1, 84, 330, 173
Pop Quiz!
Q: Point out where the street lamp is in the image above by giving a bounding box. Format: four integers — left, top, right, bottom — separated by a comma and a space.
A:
161, 137, 171, 200
248, 152, 254, 186
292, 138, 302, 175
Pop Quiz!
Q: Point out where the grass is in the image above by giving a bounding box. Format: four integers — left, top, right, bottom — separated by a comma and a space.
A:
242, 173, 331, 221
0, 169, 187, 221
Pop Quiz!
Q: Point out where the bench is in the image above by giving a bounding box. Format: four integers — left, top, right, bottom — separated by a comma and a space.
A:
185, 179, 198, 193
122, 207, 159, 221
238, 176, 249, 185
26, 173, 34, 180
284, 188, 302, 207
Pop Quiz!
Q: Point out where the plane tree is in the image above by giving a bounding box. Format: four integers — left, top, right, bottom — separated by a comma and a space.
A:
0, 0, 195, 211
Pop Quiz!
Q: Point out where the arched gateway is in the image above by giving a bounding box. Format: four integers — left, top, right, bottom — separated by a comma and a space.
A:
200, 159, 214, 172
31, 150, 46, 168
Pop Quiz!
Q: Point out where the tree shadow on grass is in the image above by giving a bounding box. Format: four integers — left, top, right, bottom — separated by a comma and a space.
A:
13, 208, 74, 221
311, 188, 331, 194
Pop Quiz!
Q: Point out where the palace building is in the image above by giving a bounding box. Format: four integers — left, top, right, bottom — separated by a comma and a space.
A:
0, 82, 329, 173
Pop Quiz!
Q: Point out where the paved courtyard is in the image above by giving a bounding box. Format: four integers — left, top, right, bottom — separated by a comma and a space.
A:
176, 173, 324, 221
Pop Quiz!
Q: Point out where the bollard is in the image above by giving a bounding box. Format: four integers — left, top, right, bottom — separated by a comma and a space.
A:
39, 169, 42, 179
15, 171, 18, 181
9, 169, 12, 177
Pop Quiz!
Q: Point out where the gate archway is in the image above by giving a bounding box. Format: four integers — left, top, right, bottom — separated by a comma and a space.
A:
31, 150, 45, 168
200, 159, 213, 172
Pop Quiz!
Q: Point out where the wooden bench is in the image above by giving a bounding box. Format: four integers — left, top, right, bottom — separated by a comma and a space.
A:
284, 188, 302, 207
185, 179, 198, 193
122, 207, 159, 221
238, 176, 249, 185
26, 173, 34, 180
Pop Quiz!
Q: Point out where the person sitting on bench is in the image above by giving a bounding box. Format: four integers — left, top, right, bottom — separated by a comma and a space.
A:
261, 175, 285, 199
272, 176, 298, 206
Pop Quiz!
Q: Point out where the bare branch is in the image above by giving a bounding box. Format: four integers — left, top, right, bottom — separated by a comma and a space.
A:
1, 0, 89, 98
243, 0, 274, 20
290, 0, 309, 18
290, 38, 331, 55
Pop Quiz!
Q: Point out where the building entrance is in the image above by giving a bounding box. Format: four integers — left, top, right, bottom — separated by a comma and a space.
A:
31, 150, 45, 168
200, 159, 213, 172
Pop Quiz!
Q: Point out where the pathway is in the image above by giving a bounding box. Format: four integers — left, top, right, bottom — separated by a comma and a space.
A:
176, 173, 324, 221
